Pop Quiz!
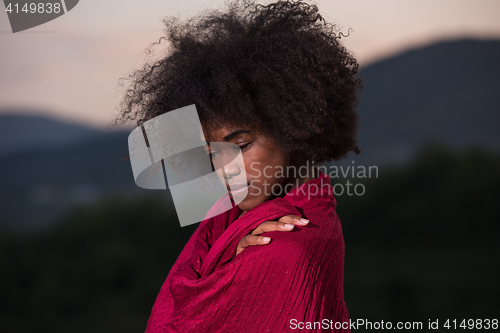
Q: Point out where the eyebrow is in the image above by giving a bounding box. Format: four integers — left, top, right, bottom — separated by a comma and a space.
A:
223, 129, 252, 141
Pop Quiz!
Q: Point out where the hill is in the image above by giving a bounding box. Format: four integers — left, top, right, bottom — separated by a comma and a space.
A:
354, 38, 500, 165
1, 38, 499, 230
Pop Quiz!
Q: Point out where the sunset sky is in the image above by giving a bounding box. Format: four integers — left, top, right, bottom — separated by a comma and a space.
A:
1, 0, 499, 129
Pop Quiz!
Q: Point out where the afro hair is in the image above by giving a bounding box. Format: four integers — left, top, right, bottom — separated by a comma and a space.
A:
116, 0, 363, 165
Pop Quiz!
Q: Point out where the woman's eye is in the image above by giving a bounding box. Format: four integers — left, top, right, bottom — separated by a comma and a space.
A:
237, 142, 252, 151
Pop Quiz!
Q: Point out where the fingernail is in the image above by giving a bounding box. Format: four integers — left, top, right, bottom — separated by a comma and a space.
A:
262, 237, 271, 243
284, 223, 294, 229
299, 218, 309, 225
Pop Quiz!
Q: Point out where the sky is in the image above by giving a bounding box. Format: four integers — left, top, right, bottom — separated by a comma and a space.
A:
0, 0, 499, 129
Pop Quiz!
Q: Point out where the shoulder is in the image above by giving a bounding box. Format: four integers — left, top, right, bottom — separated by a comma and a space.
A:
241, 208, 344, 263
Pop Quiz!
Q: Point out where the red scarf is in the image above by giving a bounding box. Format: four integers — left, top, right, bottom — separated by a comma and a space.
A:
145, 169, 350, 332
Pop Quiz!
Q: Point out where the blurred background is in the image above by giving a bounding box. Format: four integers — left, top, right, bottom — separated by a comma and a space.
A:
1, 0, 499, 332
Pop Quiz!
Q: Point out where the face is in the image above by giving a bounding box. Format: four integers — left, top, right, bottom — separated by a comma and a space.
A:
202, 125, 294, 212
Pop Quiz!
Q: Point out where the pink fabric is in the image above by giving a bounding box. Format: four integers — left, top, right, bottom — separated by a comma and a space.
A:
145, 169, 350, 332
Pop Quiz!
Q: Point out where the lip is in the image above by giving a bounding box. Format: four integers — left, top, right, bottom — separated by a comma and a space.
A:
227, 182, 250, 196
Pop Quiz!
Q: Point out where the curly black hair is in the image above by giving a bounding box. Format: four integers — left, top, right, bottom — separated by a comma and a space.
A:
116, 0, 362, 165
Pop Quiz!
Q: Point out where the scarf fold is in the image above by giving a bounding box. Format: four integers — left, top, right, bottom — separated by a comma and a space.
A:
145, 170, 350, 332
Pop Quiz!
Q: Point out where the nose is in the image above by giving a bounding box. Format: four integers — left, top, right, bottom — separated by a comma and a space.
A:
223, 160, 241, 179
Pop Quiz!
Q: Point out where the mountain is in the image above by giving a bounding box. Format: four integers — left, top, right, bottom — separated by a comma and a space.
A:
1, 38, 499, 230
352, 38, 500, 165
0, 117, 171, 231
0, 111, 111, 156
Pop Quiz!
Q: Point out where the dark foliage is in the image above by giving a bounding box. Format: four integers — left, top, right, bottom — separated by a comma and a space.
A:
1, 144, 499, 332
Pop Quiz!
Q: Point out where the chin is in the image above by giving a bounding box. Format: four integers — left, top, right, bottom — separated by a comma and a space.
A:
235, 195, 266, 212
235, 201, 256, 212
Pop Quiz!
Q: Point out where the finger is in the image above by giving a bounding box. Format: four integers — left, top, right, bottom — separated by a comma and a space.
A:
240, 234, 272, 248
250, 221, 295, 235
277, 215, 309, 226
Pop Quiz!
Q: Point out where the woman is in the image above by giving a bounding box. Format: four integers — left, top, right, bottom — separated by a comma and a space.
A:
117, 0, 362, 331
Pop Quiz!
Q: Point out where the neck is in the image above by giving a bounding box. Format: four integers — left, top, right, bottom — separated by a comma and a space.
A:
237, 164, 317, 218
287, 164, 317, 192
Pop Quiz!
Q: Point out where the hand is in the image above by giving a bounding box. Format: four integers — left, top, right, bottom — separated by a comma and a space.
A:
233, 215, 309, 258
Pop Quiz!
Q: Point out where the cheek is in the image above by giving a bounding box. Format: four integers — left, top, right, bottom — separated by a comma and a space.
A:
236, 148, 288, 210
244, 149, 287, 188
